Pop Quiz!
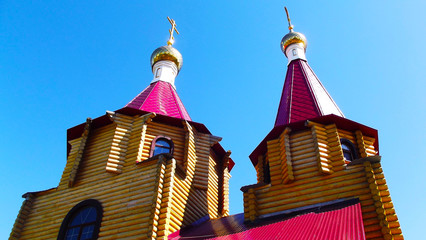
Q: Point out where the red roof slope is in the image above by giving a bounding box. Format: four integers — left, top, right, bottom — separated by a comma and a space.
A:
169, 200, 365, 240
275, 59, 343, 126
126, 80, 191, 121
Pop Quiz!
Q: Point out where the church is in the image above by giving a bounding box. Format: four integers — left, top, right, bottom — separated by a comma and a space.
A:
10, 9, 403, 240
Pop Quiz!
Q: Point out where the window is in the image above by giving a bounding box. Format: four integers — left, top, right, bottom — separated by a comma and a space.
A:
340, 139, 358, 163
155, 68, 161, 78
150, 136, 174, 157
58, 199, 103, 240
263, 161, 271, 184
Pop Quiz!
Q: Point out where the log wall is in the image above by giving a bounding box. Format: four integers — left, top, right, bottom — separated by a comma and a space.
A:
12, 113, 230, 240
242, 121, 403, 240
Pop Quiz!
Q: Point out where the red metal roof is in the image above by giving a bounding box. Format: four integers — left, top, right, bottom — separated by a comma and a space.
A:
126, 80, 191, 121
169, 200, 365, 240
275, 59, 343, 126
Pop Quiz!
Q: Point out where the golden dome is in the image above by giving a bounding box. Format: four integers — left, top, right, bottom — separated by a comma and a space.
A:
150, 45, 183, 71
280, 30, 307, 55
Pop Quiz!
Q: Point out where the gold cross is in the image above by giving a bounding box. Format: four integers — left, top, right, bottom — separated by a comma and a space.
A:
167, 16, 180, 45
284, 7, 294, 31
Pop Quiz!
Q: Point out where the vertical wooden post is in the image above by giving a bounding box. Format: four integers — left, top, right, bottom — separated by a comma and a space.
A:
248, 188, 257, 222
183, 121, 196, 178
307, 121, 333, 175
279, 127, 294, 183
68, 118, 92, 187
135, 113, 156, 163
147, 156, 167, 240
324, 124, 345, 171
355, 130, 368, 158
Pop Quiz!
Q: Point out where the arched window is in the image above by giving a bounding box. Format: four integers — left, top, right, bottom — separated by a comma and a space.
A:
150, 136, 174, 157
340, 139, 358, 163
58, 199, 103, 240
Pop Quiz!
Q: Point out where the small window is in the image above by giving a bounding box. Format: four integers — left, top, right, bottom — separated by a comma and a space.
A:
340, 139, 358, 163
150, 136, 174, 157
292, 49, 297, 56
58, 199, 103, 240
155, 68, 161, 78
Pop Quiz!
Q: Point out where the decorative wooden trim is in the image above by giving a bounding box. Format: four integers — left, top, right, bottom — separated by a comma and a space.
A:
183, 121, 196, 179
355, 130, 368, 158
306, 121, 333, 175
218, 150, 231, 216
247, 188, 257, 222
105, 113, 134, 174
9, 193, 35, 240
279, 127, 294, 184
147, 156, 168, 240
68, 118, 92, 187
155, 157, 176, 239
135, 113, 156, 163
363, 161, 402, 240
255, 155, 264, 183
324, 124, 345, 171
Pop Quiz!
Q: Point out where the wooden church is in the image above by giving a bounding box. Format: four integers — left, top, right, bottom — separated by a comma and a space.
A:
10, 10, 403, 240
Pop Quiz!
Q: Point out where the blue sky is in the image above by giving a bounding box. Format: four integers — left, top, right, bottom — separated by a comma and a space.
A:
1, 1, 425, 239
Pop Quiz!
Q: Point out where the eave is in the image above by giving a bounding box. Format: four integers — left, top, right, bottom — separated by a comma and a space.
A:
249, 114, 378, 167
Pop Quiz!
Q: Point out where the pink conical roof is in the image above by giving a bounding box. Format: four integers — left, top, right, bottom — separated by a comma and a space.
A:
126, 80, 191, 121
275, 59, 343, 126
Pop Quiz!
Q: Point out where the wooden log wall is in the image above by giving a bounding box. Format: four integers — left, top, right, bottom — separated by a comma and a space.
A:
255, 155, 264, 183
14, 113, 230, 240
363, 161, 403, 240
242, 120, 402, 240
105, 113, 133, 174
207, 150, 220, 219
9, 193, 35, 240
267, 127, 294, 186
307, 121, 346, 174
68, 118, 92, 187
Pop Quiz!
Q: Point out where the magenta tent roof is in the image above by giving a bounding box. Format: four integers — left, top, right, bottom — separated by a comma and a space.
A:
169, 200, 365, 240
126, 80, 191, 121
275, 59, 343, 126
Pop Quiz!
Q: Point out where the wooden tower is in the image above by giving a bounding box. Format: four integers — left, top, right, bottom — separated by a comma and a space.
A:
10, 18, 233, 240
241, 10, 403, 240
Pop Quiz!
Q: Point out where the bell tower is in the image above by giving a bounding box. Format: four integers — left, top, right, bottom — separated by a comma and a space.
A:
241, 8, 403, 240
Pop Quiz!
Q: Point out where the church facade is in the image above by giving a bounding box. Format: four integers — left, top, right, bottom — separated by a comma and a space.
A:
10, 10, 402, 240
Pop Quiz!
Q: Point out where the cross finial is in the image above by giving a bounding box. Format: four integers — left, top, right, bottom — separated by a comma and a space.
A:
167, 16, 180, 46
284, 7, 294, 32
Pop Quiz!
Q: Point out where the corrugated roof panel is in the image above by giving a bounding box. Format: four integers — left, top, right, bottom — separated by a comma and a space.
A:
125, 80, 191, 121
170, 201, 365, 240
274, 59, 344, 127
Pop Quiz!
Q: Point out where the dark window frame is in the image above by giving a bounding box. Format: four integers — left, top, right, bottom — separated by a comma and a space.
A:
57, 199, 103, 240
340, 138, 358, 163
150, 135, 174, 158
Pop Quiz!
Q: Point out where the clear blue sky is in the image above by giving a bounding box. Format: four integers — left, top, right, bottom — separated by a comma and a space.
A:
1, 1, 425, 239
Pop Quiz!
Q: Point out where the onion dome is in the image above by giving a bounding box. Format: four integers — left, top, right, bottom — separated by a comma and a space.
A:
280, 7, 307, 56
280, 30, 307, 55
150, 45, 183, 72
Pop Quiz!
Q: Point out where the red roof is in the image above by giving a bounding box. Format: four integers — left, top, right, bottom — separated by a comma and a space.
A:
126, 80, 191, 121
275, 59, 343, 126
169, 199, 365, 240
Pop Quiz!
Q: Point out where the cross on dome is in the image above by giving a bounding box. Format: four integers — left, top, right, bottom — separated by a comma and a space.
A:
167, 16, 179, 46
284, 7, 294, 32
